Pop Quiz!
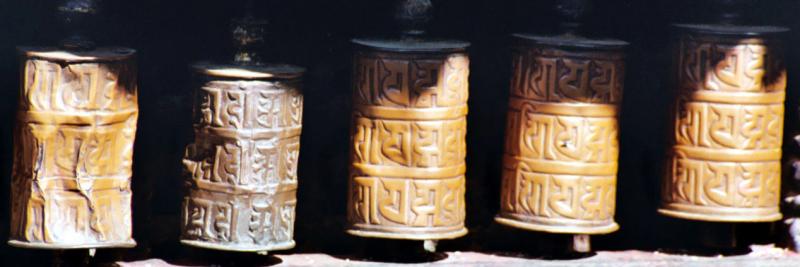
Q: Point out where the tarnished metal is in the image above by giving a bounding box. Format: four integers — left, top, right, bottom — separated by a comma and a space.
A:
9, 47, 138, 249
9, 0, 138, 249
658, 24, 787, 222
180, 63, 304, 252
179, 7, 306, 252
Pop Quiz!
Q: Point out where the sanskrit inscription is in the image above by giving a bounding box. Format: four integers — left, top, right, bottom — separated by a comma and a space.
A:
181, 73, 303, 252
500, 166, 616, 222
497, 43, 625, 234
660, 31, 786, 222
347, 51, 469, 240
10, 49, 138, 248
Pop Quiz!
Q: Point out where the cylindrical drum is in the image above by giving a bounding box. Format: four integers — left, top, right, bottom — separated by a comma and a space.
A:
346, 39, 470, 240
495, 35, 627, 234
659, 25, 787, 222
10, 47, 138, 249
180, 64, 304, 252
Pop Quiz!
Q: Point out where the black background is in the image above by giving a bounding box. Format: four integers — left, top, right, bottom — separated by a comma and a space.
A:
0, 0, 797, 265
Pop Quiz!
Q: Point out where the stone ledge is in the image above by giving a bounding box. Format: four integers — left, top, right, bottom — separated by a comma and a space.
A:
116, 245, 800, 267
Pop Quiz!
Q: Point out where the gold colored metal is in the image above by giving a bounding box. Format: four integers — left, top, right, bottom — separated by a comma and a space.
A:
346, 46, 470, 240
659, 25, 787, 222
9, 47, 138, 249
495, 35, 626, 235
180, 63, 304, 252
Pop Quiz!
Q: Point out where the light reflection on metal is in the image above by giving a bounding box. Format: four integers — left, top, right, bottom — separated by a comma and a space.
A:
659, 24, 787, 222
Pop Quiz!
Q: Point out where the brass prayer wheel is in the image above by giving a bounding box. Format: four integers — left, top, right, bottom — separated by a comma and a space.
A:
9, 0, 139, 249
346, 0, 470, 241
495, 0, 626, 237
180, 14, 305, 252
10, 48, 138, 249
658, 24, 787, 222
495, 35, 627, 235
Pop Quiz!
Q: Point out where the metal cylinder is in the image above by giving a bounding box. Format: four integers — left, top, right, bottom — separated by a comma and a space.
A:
180, 64, 304, 252
10, 47, 138, 249
659, 24, 787, 222
495, 34, 627, 234
346, 39, 470, 240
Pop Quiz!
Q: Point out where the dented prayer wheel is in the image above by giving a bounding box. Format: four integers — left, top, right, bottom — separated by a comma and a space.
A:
177, 9, 306, 252
495, 34, 627, 235
9, 47, 138, 249
659, 24, 787, 222
346, 39, 471, 240
180, 64, 304, 252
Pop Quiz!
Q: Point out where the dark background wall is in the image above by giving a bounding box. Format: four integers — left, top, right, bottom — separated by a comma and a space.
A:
0, 0, 797, 264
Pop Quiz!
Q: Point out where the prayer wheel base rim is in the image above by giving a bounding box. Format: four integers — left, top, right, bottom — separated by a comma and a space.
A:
658, 208, 782, 222
346, 227, 468, 240
180, 239, 296, 252
494, 216, 619, 235
7, 239, 136, 250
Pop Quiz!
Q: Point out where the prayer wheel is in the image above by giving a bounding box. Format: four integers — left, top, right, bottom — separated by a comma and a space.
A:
180, 13, 305, 253
495, 0, 626, 237
495, 36, 627, 234
346, 0, 470, 241
659, 24, 787, 222
9, 0, 138, 249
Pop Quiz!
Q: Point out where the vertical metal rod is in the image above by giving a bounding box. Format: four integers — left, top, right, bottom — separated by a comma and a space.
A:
572, 234, 591, 253
423, 240, 437, 253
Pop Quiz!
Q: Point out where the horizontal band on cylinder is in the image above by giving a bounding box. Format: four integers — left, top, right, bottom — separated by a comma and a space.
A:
8, 240, 136, 249
194, 126, 302, 140
658, 203, 781, 222
21, 47, 136, 63
354, 105, 468, 121
182, 189, 297, 251
684, 90, 785, 104
351, 163, 466, 179
181, 240, 295, 253
672, 145, 781, 162
19, 109, 138, 126
495, 215, 618, 235
508, 98, 618, 117
22, 176, 132, 191
346, 224, 467, 240
191, 179, 297, 195
503, 155, 618, 176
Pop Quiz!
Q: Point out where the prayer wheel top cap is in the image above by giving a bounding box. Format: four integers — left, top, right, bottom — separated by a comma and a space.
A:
672, 24, 788, 38
351, 38, 470, 53
512, 33, 628, 51
23, 0, 136, 62
57, 0, 100, 51
192, 2, 305, 81
512, 0, 627, 51
18, 46, 135, 63
352, 0, 470, 52
192, 62, 305, 80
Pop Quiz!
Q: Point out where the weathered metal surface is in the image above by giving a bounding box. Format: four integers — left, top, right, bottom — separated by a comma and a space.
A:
659, 24, 788, 222
9, 47, 138, 249
180, 64, 304, 252
495, 34, 627, 235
